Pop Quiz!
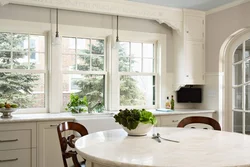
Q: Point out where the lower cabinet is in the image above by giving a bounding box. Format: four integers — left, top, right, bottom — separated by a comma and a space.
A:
156, 112, 214, 127
37, 120, 73, 167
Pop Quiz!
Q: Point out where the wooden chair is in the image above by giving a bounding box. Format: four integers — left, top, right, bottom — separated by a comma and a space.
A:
177, 116, 221, 131
57, 122, 88, 167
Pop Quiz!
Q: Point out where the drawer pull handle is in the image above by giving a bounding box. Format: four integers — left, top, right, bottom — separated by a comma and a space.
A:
0, 158, 18, 162
0, 139, 18, 143
50, 124, 58, 127
172, 120, 179, 123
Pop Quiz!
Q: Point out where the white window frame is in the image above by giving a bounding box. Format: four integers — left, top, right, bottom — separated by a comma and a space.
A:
61, 35, 108, 112
0, 31, 48, 113
118, 40, 157, 109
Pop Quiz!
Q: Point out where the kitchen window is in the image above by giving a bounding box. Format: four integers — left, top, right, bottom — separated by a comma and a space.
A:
62, 37, 106, 113
0, 32, 47, 112
118, 42, 156, 108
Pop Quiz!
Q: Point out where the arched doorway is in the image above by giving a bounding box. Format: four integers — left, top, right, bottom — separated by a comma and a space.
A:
220, 27, 250, 132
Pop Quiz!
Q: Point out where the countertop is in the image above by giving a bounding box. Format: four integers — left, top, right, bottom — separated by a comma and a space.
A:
0, 109, 216, 123
0, 112, 75, 123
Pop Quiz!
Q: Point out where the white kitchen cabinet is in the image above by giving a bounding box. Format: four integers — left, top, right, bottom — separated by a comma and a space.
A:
0, 122, 36, 167
158, 112, 213, 127
173, 9, 205, 90
37, 121, 72, 167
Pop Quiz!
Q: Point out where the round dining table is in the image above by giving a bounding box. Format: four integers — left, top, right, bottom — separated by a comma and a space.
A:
75, 127, 250, 167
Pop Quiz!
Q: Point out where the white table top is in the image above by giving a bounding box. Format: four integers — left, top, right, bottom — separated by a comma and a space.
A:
75, 127, 250, 167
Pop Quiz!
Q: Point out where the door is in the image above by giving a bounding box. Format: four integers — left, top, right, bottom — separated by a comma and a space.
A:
232, 39, 250, 134
37, 121, 64, 167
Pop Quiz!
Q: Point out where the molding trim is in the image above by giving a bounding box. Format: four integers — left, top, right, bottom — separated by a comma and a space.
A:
0, 0, 183, 32
206, 0, 250, 15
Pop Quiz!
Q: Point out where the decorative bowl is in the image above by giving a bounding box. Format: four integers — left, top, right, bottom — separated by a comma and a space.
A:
0, 108, 17, 118
122, 123, 153, 136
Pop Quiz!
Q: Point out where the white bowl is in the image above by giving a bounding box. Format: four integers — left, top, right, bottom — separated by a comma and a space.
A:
0, 108, 17, 118
122, 122, 153, 136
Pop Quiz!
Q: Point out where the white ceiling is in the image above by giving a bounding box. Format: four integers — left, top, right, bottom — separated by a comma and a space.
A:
127, 0, 238, 11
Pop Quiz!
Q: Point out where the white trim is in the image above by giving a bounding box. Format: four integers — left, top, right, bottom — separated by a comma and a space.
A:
0, 0, 183, 32
206, 0, 250, 15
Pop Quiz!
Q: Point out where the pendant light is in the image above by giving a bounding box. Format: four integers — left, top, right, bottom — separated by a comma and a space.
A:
116, 15, 119, 43
53, 8, 61, 45
113, 15, 120, 49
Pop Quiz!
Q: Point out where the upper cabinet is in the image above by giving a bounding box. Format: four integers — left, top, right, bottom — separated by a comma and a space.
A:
173, 9, 205, 90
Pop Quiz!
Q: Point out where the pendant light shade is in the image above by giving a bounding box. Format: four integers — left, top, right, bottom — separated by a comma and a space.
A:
53, 8, 61, 45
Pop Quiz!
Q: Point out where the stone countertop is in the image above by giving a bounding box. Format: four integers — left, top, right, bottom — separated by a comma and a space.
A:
150, 109, 216, 116
0, 109, 216, 123
0, 112, 75, 123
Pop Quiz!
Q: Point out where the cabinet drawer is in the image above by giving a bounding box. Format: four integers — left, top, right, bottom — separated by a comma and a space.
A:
160, 113, 213, 127
0, 149, 32, 167
0, 130, 31, 150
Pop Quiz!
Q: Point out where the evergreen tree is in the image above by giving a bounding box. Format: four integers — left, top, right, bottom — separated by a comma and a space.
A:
0, 33, 39, 108
73, 40, 145, 113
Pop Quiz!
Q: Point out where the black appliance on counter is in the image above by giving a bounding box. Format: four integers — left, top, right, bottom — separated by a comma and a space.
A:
176, 87, 202, 103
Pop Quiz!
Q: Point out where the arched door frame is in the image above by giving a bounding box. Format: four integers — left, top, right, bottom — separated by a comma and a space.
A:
220, 27, 250, 131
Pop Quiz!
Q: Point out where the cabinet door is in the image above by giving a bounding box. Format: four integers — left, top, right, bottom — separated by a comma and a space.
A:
37, 121, 65, 167
185, 41, 205, 84
185, 15, 204, 41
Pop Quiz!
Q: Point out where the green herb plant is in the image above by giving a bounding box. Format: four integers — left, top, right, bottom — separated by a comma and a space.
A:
65, 94, 88, 113
114, 109, 157, 130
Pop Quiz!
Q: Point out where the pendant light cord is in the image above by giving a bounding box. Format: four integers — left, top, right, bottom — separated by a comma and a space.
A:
116, 15, 119, 42
56, 8, 59, 37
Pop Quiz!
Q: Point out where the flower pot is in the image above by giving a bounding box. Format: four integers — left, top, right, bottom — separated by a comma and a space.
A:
122, 123, 153, 136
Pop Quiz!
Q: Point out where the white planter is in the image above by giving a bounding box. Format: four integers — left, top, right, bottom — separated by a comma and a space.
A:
123, 123, 153, 136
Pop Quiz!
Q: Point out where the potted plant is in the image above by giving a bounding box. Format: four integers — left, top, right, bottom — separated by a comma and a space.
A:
114, 109, 157, 136
65, 94, 88, 113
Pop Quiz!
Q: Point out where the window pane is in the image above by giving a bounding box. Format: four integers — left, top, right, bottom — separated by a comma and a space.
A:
234, 44, 243, 63
120, 75, 155, 106
62, 54, 75, 71
77, 38, 90, 54
13, 52, 28, 69
0, 32, 11, 50
62, 37, 75, 54
246, 85, 250, 110
234, 63, 242, 85
143, 43, 154, 58
119, 57, 129, 72
30, 53, 45, 70
92, 39, 104, 55
246, 60, 250, 82
12, 34, 28, 51
130, 58, 141, 72
0, 51, 11, 69
245, 112, 250, 134
118, 42, 129, 57
234, 87, 243, 110
77, 55, 90, 71
233, 111, 243, 133
62, 74, 105, 113
0, 72, 45, 108
131, 43, 142, 57
245, 39, 250, 59
30, 35, 45, 52
31, 73, 45, 108
143, 58, 154, 73
92, 56, 104, 71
